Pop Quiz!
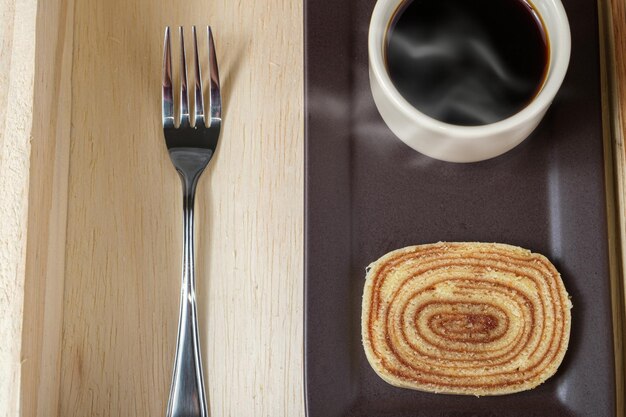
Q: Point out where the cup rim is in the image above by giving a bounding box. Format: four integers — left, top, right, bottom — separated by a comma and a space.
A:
368, 0, 571, 139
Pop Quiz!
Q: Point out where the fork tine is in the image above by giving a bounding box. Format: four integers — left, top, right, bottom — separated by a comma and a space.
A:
179, 27, 190, 127
162, 27, 174, 128
207, 26, 222, 123
192, 26, 204, 127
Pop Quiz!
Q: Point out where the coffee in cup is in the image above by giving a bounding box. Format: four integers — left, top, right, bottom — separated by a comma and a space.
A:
369, 0, 570, 162
386, 0, 549, 126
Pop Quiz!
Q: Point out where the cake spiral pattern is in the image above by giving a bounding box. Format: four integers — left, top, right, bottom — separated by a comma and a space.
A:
361, 242, 572, 396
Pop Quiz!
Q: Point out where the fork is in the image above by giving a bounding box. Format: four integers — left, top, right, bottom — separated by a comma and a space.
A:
162, 25, 221, 417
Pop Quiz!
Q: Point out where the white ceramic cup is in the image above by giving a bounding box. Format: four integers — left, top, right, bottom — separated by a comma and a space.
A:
369, 0, 571, 163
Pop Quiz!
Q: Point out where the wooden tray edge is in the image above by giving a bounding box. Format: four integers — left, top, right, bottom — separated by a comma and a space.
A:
598, 0, 626, 414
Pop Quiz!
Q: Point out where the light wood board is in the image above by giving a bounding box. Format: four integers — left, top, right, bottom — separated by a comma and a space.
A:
15, 0, 304, 415
56, 0, 304, 415
0, 0, 37, 415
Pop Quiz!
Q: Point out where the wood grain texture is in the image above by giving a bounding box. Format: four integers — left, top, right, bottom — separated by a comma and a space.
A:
19, 0, 74, 415
601, 0, 626, 412
56, 0, 304, 416
0, 0, 36, 415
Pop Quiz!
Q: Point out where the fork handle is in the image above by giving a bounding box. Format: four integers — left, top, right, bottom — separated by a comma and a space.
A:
166, 178, 208, 417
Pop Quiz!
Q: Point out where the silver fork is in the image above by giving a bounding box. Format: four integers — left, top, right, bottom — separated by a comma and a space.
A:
162, 25, 221, 417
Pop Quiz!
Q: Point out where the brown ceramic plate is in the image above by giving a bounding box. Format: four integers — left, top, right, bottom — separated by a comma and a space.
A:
304, 0, 616, 415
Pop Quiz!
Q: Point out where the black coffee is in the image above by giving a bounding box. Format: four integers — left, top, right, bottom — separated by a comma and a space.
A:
385, 0, 549, 126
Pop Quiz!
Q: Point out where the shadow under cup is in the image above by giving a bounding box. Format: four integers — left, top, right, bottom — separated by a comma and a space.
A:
368, 0, 571, 163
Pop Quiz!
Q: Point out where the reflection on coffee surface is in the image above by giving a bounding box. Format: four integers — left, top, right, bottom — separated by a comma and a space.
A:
385, 0, 549, 126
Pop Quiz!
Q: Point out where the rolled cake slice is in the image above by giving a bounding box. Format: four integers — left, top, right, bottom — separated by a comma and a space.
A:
362, 242, 572, 396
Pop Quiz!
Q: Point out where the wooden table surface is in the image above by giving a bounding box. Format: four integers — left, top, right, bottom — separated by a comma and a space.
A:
0, 0, 624, 416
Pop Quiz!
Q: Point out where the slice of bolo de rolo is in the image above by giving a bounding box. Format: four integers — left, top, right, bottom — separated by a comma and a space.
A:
361, 242, 572, 396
